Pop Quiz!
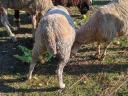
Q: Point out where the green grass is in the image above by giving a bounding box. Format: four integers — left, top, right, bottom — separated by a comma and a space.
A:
0, 8, 128, 96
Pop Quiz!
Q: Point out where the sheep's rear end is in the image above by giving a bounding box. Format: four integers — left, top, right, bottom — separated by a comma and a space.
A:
28, 6, 76, 89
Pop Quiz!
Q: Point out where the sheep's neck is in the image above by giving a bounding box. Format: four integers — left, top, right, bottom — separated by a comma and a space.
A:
76, 24, 95, 45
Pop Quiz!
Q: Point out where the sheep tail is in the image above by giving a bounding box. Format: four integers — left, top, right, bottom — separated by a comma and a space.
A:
44, 30, 57, 56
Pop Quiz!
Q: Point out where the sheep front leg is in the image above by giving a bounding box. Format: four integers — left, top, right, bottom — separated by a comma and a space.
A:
95, 43, 101, 59
100, 42, 111, 61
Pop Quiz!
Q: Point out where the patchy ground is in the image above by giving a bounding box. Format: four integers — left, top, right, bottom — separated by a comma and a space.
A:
0, 8, 128, 96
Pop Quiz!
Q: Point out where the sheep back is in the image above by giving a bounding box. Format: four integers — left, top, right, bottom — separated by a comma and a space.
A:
34, 6, 76, 57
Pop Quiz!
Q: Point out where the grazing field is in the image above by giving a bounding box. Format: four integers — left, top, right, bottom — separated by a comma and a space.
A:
0, 7, 128, 96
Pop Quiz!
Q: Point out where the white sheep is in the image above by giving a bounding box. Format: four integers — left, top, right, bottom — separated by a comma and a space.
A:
28, 6, 76, 89
72, 0, 128, 60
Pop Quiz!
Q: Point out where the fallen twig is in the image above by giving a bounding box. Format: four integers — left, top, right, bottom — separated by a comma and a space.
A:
69, 75, 88, 89
109, 75, 128, 96
100, 75, 128, 96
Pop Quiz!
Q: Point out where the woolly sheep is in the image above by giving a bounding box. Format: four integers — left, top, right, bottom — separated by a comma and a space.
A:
28, 6, 76, 89
72, 0, 128, 60
0, 0, 54, 41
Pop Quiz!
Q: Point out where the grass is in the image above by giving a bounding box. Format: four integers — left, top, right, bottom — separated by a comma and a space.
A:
0, 7, 128, 96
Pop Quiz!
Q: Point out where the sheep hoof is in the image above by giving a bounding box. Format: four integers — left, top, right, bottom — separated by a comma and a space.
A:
58, 88, 65, 93
94, 53, 100, 59
58, 84, 65, 93
60, 83, 65, 89
27, 74, 32, 80
28, 77, 31, 80
96, 55, 101, 59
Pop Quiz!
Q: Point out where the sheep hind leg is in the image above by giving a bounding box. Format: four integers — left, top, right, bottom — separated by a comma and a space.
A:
28, 58, 37, 80
99, 42, 111, 61
28, 45, 43, 80
56, 52, 70, 89
57, 61, 66, 89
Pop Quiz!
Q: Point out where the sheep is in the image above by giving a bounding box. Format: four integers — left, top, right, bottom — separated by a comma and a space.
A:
77, 0, 93, 14
52, 0, 93, 14
27, 6, 76, 89
0, 0, 54, 41
72, 0, 128, 60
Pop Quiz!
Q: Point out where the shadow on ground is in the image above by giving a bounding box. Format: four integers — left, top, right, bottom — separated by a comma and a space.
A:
0, 36, 128, 93
0, 58, 128, 93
